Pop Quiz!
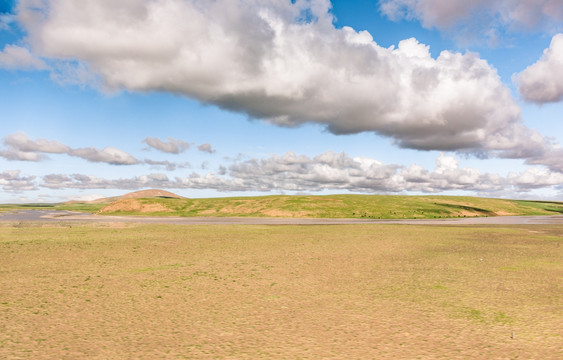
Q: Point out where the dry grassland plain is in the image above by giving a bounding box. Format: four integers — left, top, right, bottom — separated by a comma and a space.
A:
1, 223, 561, 359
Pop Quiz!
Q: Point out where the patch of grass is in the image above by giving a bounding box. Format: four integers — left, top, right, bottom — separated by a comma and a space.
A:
53, 203, 107, 213
460, 307, 486, 322
131, 263, 184, 273
0, 204, 55, 213
432, 284, 448, 290
513, 200, 563, 214
494, 311, 513, 324
455, 308, 514, 325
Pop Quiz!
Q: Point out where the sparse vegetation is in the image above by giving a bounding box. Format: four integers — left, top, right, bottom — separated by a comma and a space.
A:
0, 203, 57, 212
0, 222, 561, 358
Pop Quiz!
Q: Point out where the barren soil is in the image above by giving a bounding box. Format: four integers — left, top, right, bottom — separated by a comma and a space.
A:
1, 223, 561, 359
98, 199, 173, 213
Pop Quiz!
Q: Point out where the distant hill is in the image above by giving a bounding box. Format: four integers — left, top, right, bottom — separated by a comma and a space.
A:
67, 189, 184, 204
58, 192, 563, 219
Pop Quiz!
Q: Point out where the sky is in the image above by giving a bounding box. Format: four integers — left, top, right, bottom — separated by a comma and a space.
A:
1, 0, 563, 203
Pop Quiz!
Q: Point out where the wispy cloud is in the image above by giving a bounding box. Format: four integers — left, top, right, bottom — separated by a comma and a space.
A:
1, 132, 138, 165
15, 0, 557, 164
0, 14, 15, 31
516, 33, 563, 103
142, 137, 190, 154
144, 159, 190, 171
0, 45, 47, 70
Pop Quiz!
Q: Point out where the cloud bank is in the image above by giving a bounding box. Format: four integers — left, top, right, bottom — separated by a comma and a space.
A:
3, 151, 559, 197
225, 151, 508, 193
14, 0, 555, 162
517, 33, 563, 103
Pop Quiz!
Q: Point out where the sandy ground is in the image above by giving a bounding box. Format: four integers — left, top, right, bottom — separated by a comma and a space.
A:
1, 224, 561, 359
1, 209, 563, 225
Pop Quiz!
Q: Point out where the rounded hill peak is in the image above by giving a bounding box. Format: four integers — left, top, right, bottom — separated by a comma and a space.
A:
120, 189, 184, 199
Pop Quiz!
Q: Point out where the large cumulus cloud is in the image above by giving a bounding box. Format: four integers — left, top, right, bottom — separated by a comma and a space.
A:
14, 0, 546, 158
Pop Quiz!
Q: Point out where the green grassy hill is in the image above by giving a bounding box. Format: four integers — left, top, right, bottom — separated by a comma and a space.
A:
54, 194, 563, 219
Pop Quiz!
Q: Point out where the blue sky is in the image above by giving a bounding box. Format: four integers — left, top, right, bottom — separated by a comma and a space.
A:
1, 0, 563, 203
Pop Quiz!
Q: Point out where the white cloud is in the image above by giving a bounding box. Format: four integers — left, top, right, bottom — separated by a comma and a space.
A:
508, 167, 563, 189
142, 137, 190, 154
516, 33, 563, 103
380, 0, 563, 39
198, 143, 216, 154
0, 44, 47, 70
14, 0, 551, 161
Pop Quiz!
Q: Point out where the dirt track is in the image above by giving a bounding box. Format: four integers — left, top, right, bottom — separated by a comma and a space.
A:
1, 210, 562, 225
